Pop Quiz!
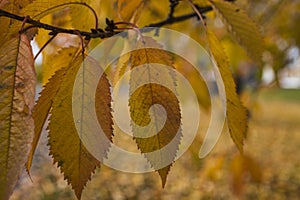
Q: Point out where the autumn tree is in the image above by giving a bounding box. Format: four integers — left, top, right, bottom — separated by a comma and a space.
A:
0, 0, 270, 199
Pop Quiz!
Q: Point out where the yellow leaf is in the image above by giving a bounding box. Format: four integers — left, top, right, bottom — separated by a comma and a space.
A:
0, 0, 33, 42
113, 52, 131, 86
41, 47, 79, 84
137, 0, 167, 26
70, 0, 101, 31
35, 9, 73, 53
207, 30, 247, 153
20, 0, 81, 18
0, 34, 36, 199
34, 14, 80, 84
94, 59, 114, 147
221, 38, 249, 70
117, 0, 146, 22
72, 56, 113, 160
0, 0, 9, 9
0, 20, 10, 45
129, 36, 182, 187
209, 0, 264, 63
173, 57, 211, 109
2, 0, 83, 39
0, 0, 32, 14
48, 55, 113, 199
113, 37, 135, 87
26, 47, 79, 173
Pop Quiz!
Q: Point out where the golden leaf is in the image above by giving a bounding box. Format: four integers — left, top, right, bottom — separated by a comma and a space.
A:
117, 0, 146, 22
70, 0, 101, 31
129, 36, 182, 187
48, 55, 113, 199
26, 47, 79, 173
41, 47, 79, 84
209, 0, 264, 63
34, 14, 80, 84
173, 57, 211, 109
0, 0, 10, 9
0, 0, 33, 42
207, 30, 247, 152
20, 0, 82, 18
2, 0, 83, 40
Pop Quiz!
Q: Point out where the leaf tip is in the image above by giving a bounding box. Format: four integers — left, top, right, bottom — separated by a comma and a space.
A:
25, 167, 33, 183
158, 166, 171, 188
75, 190, 82, 200
161, 175, 167, 189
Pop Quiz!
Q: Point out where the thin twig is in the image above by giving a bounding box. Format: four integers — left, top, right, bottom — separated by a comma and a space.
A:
34, 34, 57, 60
30, 2, 99, 30
0, 4, 213, 39
0, 9, 116, 39
146, 6, 212, 27
187, 0, 207, 29
168, 0, 179, 19
20, 16, 30, 32
74, 30, 85, 55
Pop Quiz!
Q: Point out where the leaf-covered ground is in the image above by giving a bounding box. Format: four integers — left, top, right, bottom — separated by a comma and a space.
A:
10, 89, 300, 200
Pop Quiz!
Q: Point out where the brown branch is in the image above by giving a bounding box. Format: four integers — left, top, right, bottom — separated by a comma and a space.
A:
0, 4, 213, 39
168, 0, 179, 19
147, 6, 212, 27
0, 9, 115, 39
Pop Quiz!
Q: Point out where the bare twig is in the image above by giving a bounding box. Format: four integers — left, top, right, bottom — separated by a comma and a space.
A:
168, 0, 179, 19
0, 4, 214, 39
146, 6, 212, 27
30, 2, 100, 30
34, 34, 57, 60
187, 0, 207, 28
0, 9, 116, 39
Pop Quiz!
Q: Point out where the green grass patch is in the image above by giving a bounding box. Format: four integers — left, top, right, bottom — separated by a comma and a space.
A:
259, 88, 300, 102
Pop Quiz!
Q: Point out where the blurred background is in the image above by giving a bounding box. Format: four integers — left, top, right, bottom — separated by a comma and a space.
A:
10, 0, 300, 199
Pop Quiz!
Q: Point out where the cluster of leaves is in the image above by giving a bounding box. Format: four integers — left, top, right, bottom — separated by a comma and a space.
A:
220, 0, 300, 86
0, 0, 264, 199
